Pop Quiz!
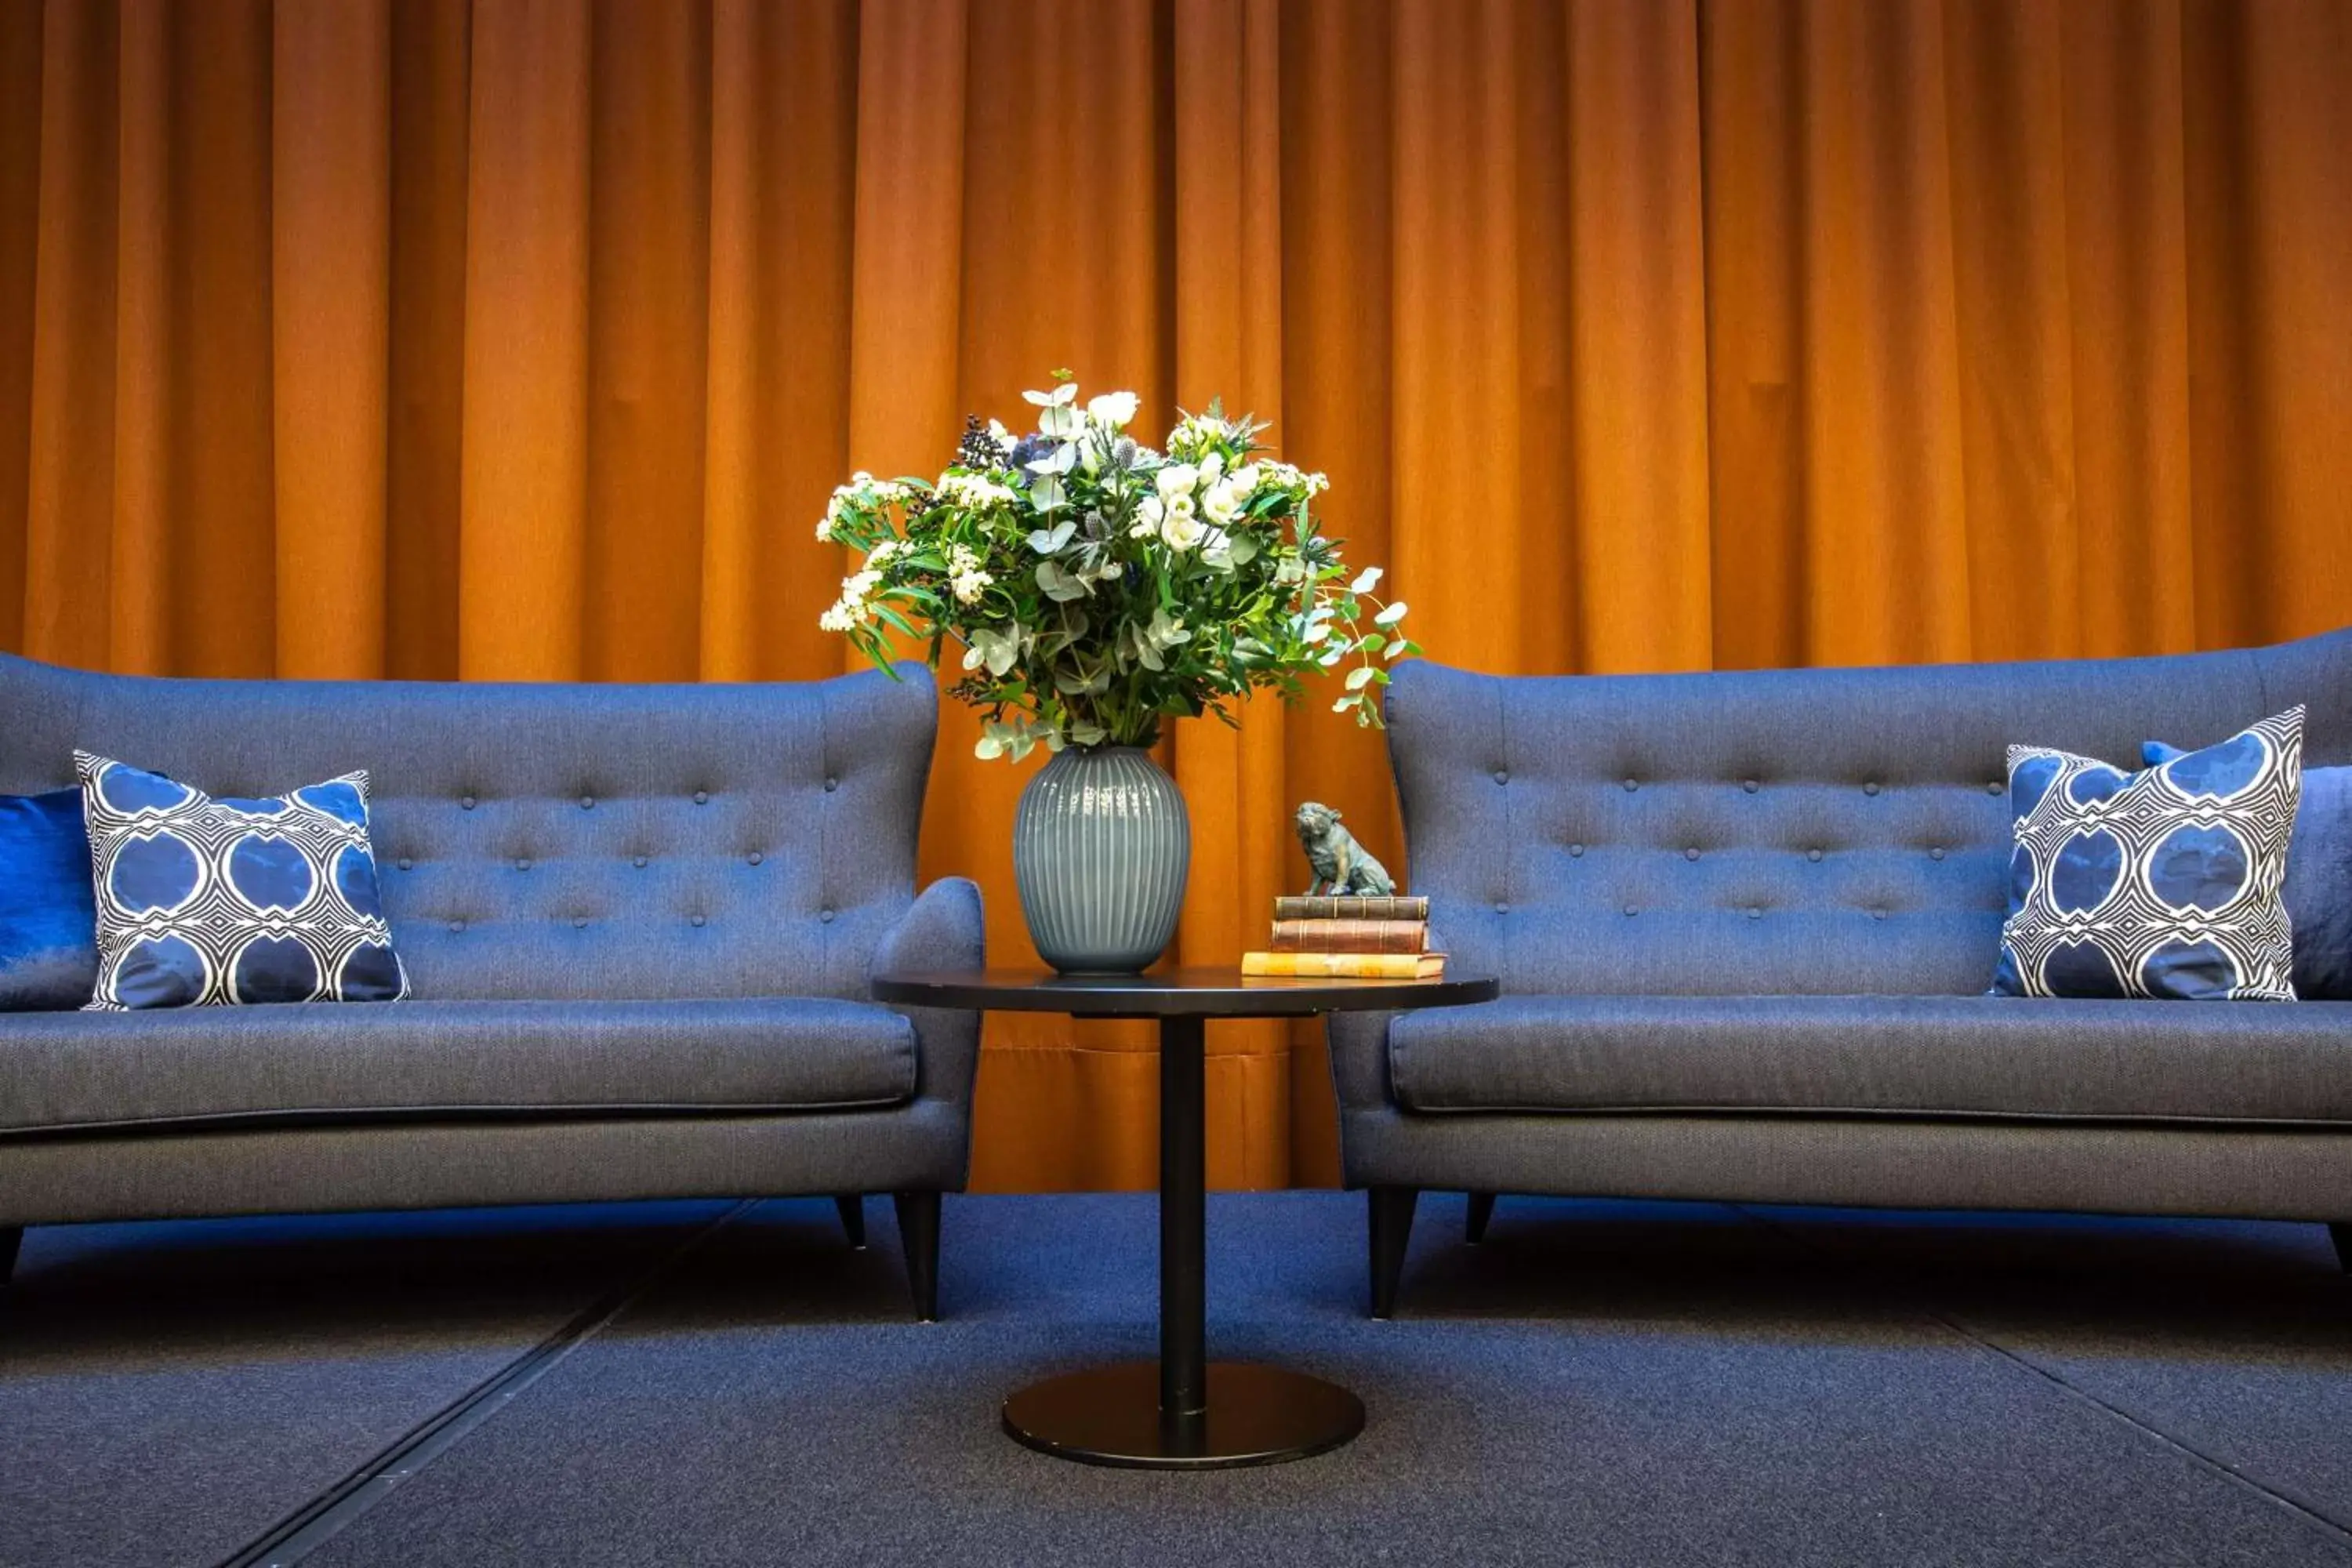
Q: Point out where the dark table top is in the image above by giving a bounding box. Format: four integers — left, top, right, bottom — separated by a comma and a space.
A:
870, 966, 1499, 1018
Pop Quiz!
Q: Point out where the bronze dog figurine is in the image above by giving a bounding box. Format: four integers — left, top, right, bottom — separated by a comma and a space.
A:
1293, 801, 1396, 897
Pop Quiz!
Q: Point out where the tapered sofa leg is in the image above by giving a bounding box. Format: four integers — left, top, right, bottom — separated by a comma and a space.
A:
1369, 1187, 1418, 1320
0, 1225, 19, 1288
2330, 1223, 2352, 1274
1465, 1192, 1497, 1245
894, 1191, 941, 1323
833, 1195, 867, 1250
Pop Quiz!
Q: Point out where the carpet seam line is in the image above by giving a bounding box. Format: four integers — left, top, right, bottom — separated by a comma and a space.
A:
213, 1199, 758, 1568
1730, 1204, 2352, 1551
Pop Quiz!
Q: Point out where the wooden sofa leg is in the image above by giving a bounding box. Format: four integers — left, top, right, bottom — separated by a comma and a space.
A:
2329, 1223, 2352, 1274
1465, 1192, 1497, 1245
894, 1192, 941, 1323
0, 1225, 19, 1288
833, 1195, 867, 1250
1369, 1187, 1418, 1320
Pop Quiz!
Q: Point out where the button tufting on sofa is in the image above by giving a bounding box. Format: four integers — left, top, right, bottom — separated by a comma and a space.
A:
449, 919, 466, 933
1493, 900, 1509, 913
693, 790, 709, 804
748, 851, 764, 866
823, 775, 839, 792
1806, 848, 1824, 862
1623, 778, 1639, 792
579, 795, 594, 809
1987, 780, 2005, 794
1683, 847, 1700, 862
1741, 779, 1759, 793
572, 916, 588, 929
1623, 904, 1639, 916
1746, 906, 1762, 919
460, 795, 476, 809
633, 855, 648, 868
690, 915, 706, 927
397, 857, 412, 871
1492, 769, 1508, 785
1929, 847, 1945, 861
1862, 781, 1881, 797
515, 858, 532, 871
1569, 844, 1584, 857
819, 907, 837, 923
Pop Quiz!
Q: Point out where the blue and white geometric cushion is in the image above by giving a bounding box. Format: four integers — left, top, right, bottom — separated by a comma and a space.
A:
1989, 707, 2302, 1001
75, 752, 410, 1009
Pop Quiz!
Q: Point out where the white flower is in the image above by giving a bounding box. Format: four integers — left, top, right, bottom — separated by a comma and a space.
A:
1132, 495, 1166, 538
1156, 463, 1199, 503
815, 513, 835, 543
865, 539, 902, 567
950, 568, 993, 604
940, 472, 1018, 509
819, 604, 855, 633
1199, 451, 1225, 486
1305, 471, 1331, 496
1161, 507, 1206, 552
948, 543, 982, 575
1230, 463, 1262, 497
1086, 390, 1140, 429
1200, 479, 1243, 525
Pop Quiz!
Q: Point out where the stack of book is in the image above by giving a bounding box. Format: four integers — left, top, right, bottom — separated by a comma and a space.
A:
1240, 895, 1444, 978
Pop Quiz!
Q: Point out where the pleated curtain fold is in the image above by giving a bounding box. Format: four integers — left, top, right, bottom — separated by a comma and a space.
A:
0, 0, 2345, 1189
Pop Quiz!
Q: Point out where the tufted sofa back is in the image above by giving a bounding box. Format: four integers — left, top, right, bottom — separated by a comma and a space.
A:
1385, 629, 2352, 997
0, 655, 937, 1003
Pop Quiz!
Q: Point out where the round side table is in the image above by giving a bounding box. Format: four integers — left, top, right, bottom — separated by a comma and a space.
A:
869, 965, 1497, 1471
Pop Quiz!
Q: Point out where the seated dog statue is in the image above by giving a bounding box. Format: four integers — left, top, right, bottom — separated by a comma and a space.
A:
1293, 801, 1396, 898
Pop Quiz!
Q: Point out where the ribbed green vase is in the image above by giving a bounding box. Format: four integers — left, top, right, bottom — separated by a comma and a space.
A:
1012, 746, 1190, 975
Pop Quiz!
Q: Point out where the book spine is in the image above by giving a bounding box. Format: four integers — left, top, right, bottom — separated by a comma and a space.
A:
1270, 895, 1431, 922
1269, 918, 1427, 954
1241, 951, 1444, 979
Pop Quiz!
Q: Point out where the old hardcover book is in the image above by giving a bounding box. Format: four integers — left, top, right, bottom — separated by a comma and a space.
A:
1268, 918, 1428, 954
1240, 951, 1446, 979
1270, 895, 1431, 922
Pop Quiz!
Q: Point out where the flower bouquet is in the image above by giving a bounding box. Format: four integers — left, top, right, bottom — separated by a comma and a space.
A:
817, 374, 1416, 972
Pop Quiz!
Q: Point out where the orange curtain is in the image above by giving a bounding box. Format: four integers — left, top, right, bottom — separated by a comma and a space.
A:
1, 0, 2347, 1191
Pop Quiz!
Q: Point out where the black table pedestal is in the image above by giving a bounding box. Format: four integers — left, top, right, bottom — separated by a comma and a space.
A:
998, 1015, 1367, 1469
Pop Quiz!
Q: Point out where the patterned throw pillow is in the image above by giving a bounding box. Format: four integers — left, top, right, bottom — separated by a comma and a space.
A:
1990, 709, 2303, 1000
2145, 742, 2352, 1000
77, 752, 409, 1009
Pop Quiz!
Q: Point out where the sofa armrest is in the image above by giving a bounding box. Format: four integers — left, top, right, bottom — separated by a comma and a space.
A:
869, 877, 986, 1109
1326, 1009, 1397, 1112
1325, 918, 1457, 1116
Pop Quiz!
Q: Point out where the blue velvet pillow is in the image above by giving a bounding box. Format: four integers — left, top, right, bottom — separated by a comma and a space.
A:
0, 787, 100, 1009
77, 752, 409, 1009
1991, 708, 2302, 1000
2146, 741, 2352, 1000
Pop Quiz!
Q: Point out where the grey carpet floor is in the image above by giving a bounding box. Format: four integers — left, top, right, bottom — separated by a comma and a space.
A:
6, 1192, 2352, 1567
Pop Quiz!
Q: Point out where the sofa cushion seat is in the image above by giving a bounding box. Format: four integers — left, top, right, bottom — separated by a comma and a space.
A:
0, 996, 918, 1136
1388, 994, 2352, 1126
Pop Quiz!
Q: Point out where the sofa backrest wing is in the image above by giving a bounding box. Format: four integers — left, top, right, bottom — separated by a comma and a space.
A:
0, 655, 938, 1002
1384, 630, 2352, 996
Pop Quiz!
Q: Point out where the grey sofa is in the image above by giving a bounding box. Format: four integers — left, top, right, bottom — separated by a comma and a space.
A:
1336, 627, 2352, 1316
0, 655, 981, 1319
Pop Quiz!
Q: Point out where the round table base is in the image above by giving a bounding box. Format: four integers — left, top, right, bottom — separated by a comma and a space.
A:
1002, 1361, 1365, 1470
